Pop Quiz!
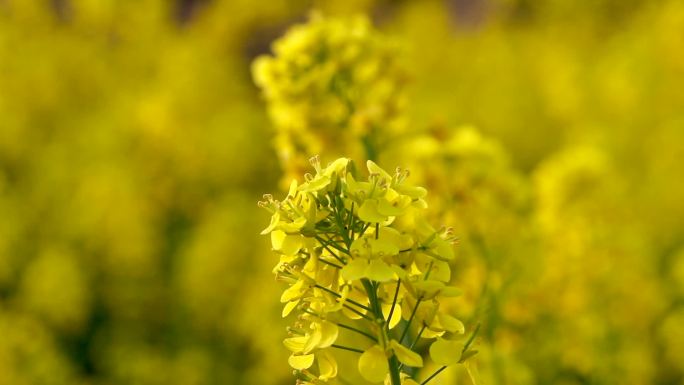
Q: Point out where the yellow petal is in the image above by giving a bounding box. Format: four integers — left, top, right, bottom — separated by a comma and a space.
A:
369, 238, 400, 258
345, 172, 373, 196
279, 216, 307, 233
390, 265, 408, 280
428, 260, 451, 283
317, 350, 338, 380
422, 328, 445, 339
358, 345, 389, 383
341, 258, 368, 281
318, 321, 339, 348
342, 287, 369, 320
412, 280, 445, 298
323, 158, 349, 176
303, 327, 323, 353
358, 199, 388, 223
260, 212, 280, 234
280, 280, 304, 303
390, 340, 423, 368
287, 179, 298, 197
283, 336, 307, 352
271, 230, 286, 250
298, 175, 331, 193
395, 185, 427, 199
288, 353, 315, 370
382, 303, 402, 329
282, 300, 299, 317
432, 238, 454, 260
440, 287, 463, 297
377, 195, 411, 217
438, 314, 465, 334
271, 231, 303, 256
366, 160, 392, 182
429, 338, 463, 366
366, 259, 394, 282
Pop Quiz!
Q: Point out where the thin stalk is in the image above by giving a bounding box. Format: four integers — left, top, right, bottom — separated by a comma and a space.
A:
386, 279, 401, 330
409, 325, 426, 350
421, 366, 447, 385
348, 202, 355, 240
314, 235, 348, 264
314, 284, 372, 312
358, 222, 371, 238
319, 258, 343, 269
398, 324, 426, 371
331, 344, 364, 354
320, 234, 352, 255
361, 278, 402, 385
342, 302, 374, 321
338, 323, 377, 342
399, 295, 423, 344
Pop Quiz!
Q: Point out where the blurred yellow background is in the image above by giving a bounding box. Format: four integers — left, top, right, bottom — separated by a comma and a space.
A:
0, 1, 683, 384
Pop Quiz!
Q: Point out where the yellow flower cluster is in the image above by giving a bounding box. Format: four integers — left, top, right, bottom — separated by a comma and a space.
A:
252, 14, 408, 184
259, 157, 476, 384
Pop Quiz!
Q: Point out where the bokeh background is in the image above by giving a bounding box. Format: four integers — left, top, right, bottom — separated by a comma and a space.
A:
1, 1, 683, 385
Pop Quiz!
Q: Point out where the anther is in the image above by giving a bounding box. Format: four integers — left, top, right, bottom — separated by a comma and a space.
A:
309, 155, 321, 172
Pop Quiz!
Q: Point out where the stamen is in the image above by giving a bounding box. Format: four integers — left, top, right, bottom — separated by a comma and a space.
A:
309, 155, 321, 172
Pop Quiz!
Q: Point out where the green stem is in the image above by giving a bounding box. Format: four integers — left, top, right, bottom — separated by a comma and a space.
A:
361, 278, 402, 385
386, 279, 401, 331
319, 258, 343, 269
331, 344, 364, 354
388, 355, 402, 385
399, 295, 423, 344
314, 235, 348, 264
421, 366, 447, 385
314, 284, 372, 312
338, 323, 377, 342
398, 324, 426, 371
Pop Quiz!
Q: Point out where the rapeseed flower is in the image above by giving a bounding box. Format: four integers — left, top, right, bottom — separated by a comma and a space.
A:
260, 157, 477, 384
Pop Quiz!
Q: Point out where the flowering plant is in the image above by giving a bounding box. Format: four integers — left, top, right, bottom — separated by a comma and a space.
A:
259, 156, 477, 384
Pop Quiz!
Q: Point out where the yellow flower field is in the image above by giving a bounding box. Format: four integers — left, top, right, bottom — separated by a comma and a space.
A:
0, 1, 682, 384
